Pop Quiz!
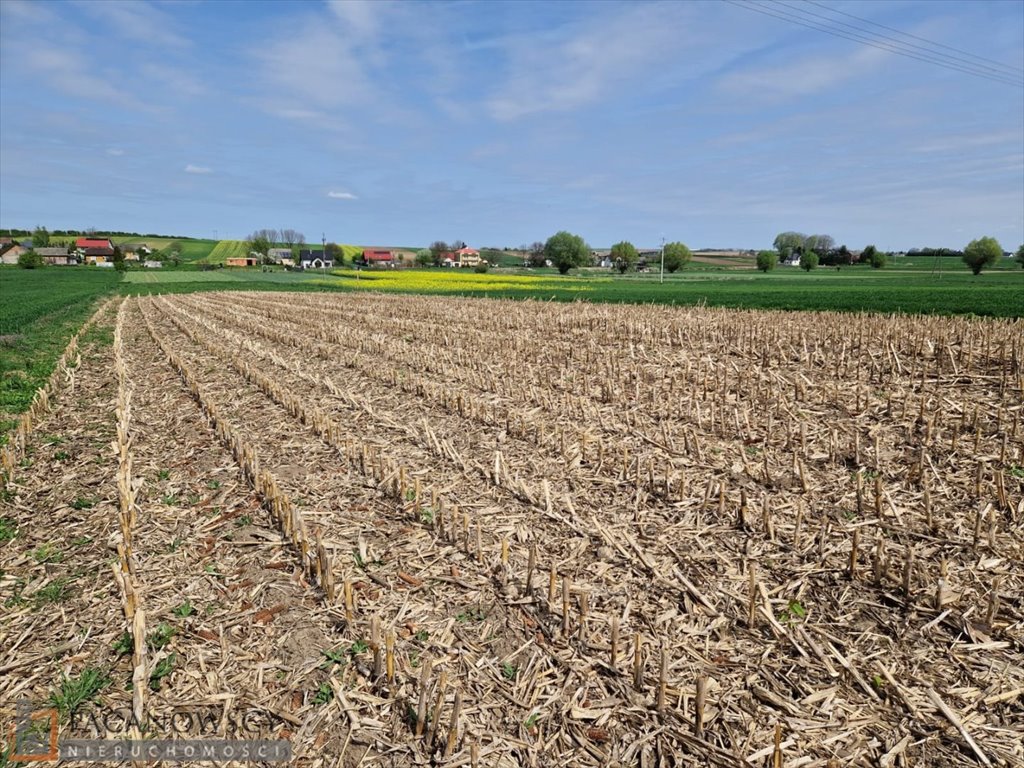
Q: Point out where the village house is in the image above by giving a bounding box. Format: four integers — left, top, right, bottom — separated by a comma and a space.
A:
358, 249, 394, 268
441, 246, 482, 268
225, 256, 258, 267
0, 244, 29, 264
299, 249, 332, 269
267, 248, 292, 264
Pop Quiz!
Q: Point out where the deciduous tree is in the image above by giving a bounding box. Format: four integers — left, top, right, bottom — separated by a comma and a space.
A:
962, 236, 1002, 275
756, 250, 776, 272
610, 241, 638, 273
31, 226, 49, 247
527, 241, 547, 267
800, 250, 819, 271
773, 231, 805, 261
662, 242, 691, 273
544, 231, 589, 274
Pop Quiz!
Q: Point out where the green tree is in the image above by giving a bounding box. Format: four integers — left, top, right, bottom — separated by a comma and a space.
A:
756, 250, 776, 272
247, 234, 270, 259
415, 248, 433, 267
17, 250, 44, 269
804, 234, 834, 254
610, 241, 638, 273
862, 245, 886, 269
962, 236, 1002, 275
1015, 243, 1023, 269
31, 226, 50, 247
662, 242, 692, 273
773, 231, 805, 262
544, 231, 589, 274
799, 250, 819, 271
325, 243, 344, 264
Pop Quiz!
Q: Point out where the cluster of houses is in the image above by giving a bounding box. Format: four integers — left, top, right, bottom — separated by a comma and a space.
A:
233, 246, 484, 270
0, 237, 162, 268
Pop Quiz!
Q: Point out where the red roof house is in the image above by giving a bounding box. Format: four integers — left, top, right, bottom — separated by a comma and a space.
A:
75, 237, 115, 255
361, 249, 394, 266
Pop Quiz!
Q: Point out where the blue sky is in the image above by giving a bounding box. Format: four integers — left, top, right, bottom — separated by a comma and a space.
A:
1, 0, 1021, 250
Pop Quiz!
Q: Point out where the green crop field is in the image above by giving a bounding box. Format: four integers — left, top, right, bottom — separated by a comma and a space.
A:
205, 240, 250, 263
0, 267, 121, 440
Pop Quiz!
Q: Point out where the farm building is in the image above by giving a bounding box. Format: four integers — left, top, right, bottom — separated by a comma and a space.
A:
358, 249, 394, 268
226, 257, 258, 267
143, 260, 162, 268
299, 249, 332, 269
267, 248, 292, 263
441, 247, 482, 267
75, 237, 115, 256
36, 247, 74, 265
0, 244, 28, 264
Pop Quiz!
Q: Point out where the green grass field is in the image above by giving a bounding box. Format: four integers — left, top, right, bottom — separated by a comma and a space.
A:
0, 268, 121, 441
204, 240, 250, 263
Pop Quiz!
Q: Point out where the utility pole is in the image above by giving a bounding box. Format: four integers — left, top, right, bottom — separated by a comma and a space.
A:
660, 237, 665, 284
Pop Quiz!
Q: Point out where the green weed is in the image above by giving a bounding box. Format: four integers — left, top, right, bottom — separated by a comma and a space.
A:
149, 655, 176, 691
49, 667, 111, 720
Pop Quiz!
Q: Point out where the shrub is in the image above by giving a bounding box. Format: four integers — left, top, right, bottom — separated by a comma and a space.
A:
17, 250, 44, 269
474, 261, 489, 273
756, 250, 776, 272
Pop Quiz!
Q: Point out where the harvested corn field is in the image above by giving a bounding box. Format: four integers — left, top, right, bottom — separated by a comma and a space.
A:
2, 291, 1022, 767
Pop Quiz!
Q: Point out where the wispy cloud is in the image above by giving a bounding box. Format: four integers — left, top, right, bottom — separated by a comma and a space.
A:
327, 191, 357, 200
185, 164, 212, 174
717, 45, 890, 103
76, 0, 190, 49
9, 44, 149, 109
107, 148, 125, 156
484, 5, 685, 121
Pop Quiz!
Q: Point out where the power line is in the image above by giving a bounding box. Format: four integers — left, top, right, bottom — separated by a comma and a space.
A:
804, 0, 1024, 76
725, 0, 1024, 88
783, 0, 1023, 79
738, 0, 1024, 86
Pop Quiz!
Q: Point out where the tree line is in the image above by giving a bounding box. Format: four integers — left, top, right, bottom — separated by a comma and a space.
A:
762, 232, 1021, 274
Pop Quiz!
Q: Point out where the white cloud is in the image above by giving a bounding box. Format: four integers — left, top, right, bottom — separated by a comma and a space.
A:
327, 190, 357, 199
484, 5, 685, 121
718, 45, 890, 103
11, 44, 148, 109
106, 148, 125, 156
185, 164, 211, 174
75, 0, 189, 48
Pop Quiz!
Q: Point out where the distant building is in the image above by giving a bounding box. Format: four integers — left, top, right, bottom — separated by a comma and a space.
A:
359, 249, 394, 268
75, 237, 115, 256
143, 260, 163, 269
440, 246, 482, 268
299, 249, 332, 269
267, 248, 292, 263
36, 247, 74, 265
226, 257, 258, 267
0, 245, 28, 264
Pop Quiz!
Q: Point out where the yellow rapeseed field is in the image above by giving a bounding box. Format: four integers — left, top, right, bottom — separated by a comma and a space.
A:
320, 269, 602, 293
